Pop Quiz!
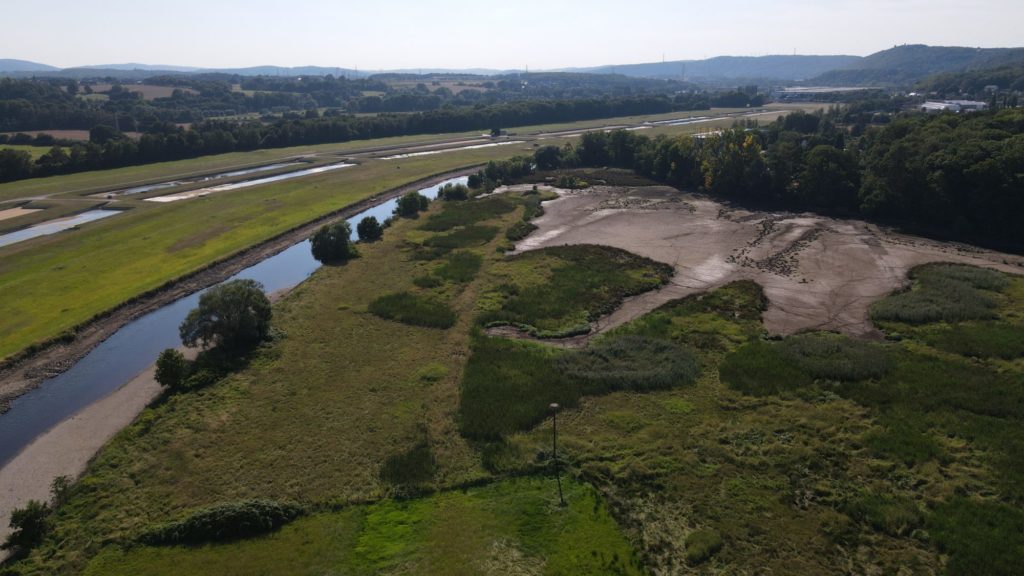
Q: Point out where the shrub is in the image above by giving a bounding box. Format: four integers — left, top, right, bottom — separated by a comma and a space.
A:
684, 529, 723, 565
438, 182, 469, 201
435, 251, 482, 283
155, 348, 190, 389
379, 443, 436, 488
368, 292, 457, 329
356, 216, 384, 242
138, 500, 304, 546
506, 220, 538, 241
310, 221, 358, 264
394, 191, 430, 218
180, 279, 272, 350
2, 500, 50, 555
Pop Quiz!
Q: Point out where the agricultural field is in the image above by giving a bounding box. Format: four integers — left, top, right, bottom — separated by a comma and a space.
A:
0, 145, 67, 160
8, 181, 1023, 575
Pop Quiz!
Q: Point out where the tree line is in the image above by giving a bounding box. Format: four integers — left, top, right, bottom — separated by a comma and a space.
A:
0, 95, 698, 182
531, 108, 1024, 249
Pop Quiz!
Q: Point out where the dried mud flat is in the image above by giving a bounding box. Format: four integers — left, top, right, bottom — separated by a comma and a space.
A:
512, 185, 1024, 339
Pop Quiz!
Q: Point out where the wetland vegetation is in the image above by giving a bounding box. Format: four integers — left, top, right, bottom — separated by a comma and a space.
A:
6, 177, 1022, 575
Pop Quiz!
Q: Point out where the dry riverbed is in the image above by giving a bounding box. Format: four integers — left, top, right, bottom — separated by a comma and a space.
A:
508, 184, 1024, 340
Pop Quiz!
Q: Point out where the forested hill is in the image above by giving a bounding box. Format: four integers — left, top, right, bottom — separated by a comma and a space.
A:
812, 45, 1024, 86
566, 55, 861, 81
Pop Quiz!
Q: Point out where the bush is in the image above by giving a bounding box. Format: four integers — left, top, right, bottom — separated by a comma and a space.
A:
310, 221, 358, 264
2, 500, 50, 555
155, 348, 190, 389
506, 220, 538, 241
438, 182, 469, 201
356, 216, 384, 242
684, 529, 723, 565
379, 443, 436, 488
435, 251, 482, 283
138, 500, 304, 546
394, 191, 430, 218
180, 279, 272, 350
368, 292, 457, 329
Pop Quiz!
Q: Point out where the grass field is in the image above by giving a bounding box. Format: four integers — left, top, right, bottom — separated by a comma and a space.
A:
0, 144, 537, 361
0, 145, 68, 160
82, 478, 641, 576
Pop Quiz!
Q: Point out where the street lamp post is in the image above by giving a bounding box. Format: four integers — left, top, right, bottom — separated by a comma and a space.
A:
549, 402, 566, 507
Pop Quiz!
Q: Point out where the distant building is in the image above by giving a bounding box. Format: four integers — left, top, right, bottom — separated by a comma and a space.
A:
920, 100, 988, 113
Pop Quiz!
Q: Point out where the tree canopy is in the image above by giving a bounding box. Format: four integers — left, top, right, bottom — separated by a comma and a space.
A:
179, 279, 272, 350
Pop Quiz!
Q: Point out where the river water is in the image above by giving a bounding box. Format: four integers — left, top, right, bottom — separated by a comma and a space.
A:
0, 176, 467, 465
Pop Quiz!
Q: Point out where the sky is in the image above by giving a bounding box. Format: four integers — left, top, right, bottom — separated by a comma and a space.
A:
4, 0, 1023, 70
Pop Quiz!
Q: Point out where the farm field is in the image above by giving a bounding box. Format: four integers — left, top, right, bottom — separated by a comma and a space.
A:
9, 181, 1023, 575
0, 145, 68, 160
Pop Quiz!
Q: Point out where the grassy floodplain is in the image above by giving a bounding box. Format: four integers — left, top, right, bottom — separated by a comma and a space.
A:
0, 144, 529, 360
8, 179, 1024, 574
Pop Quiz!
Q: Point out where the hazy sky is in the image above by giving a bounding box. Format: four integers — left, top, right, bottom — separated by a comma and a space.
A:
5, 0, 1022, 70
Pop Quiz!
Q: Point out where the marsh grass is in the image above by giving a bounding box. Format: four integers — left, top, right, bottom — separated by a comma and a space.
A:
928, 497, 1024, 576
925, 322, 1024, 360
379, 443, 437, 491
137, 500, 305, 546
460, 334, 698, 440
435, 251, 482, 283
368, 292, 457, 329
871, 263, 1009, 324
480, 244, 673, 335
419, 196, 517, 232
841, 491, 923, 537
422, 225, 499, 252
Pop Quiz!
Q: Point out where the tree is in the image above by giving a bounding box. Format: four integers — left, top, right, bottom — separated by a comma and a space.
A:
179, 279, 272, 350
310, 221, 358, 263
89, 124, 124, 145
394, 191, 429, 218
438, 183, 469, 201
155, 348, 190, 389
356, 216, 384, 242
534, 145, 563, 170
2, 500, 49, 555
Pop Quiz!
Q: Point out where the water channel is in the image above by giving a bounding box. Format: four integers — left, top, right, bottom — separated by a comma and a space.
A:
0, 210, 122, 249
0, 176, 468, 465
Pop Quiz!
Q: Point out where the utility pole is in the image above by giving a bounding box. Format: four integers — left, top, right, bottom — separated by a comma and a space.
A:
549, 403, 566, 507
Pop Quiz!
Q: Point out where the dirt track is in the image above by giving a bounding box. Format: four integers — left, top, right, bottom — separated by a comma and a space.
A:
511, 185, 1024, 339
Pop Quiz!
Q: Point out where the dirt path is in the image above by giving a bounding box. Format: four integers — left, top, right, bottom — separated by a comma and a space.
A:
508, 186, 1024, 341
0, 167, 481, 413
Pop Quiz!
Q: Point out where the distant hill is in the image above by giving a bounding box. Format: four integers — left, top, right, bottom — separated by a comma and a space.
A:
0, 59, 60, 73
79, 63, 202, 72
566, 55, 862, 81
812, 44, 1024, 86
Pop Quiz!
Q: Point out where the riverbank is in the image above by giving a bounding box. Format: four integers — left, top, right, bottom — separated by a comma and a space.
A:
0, 167, 481, 413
